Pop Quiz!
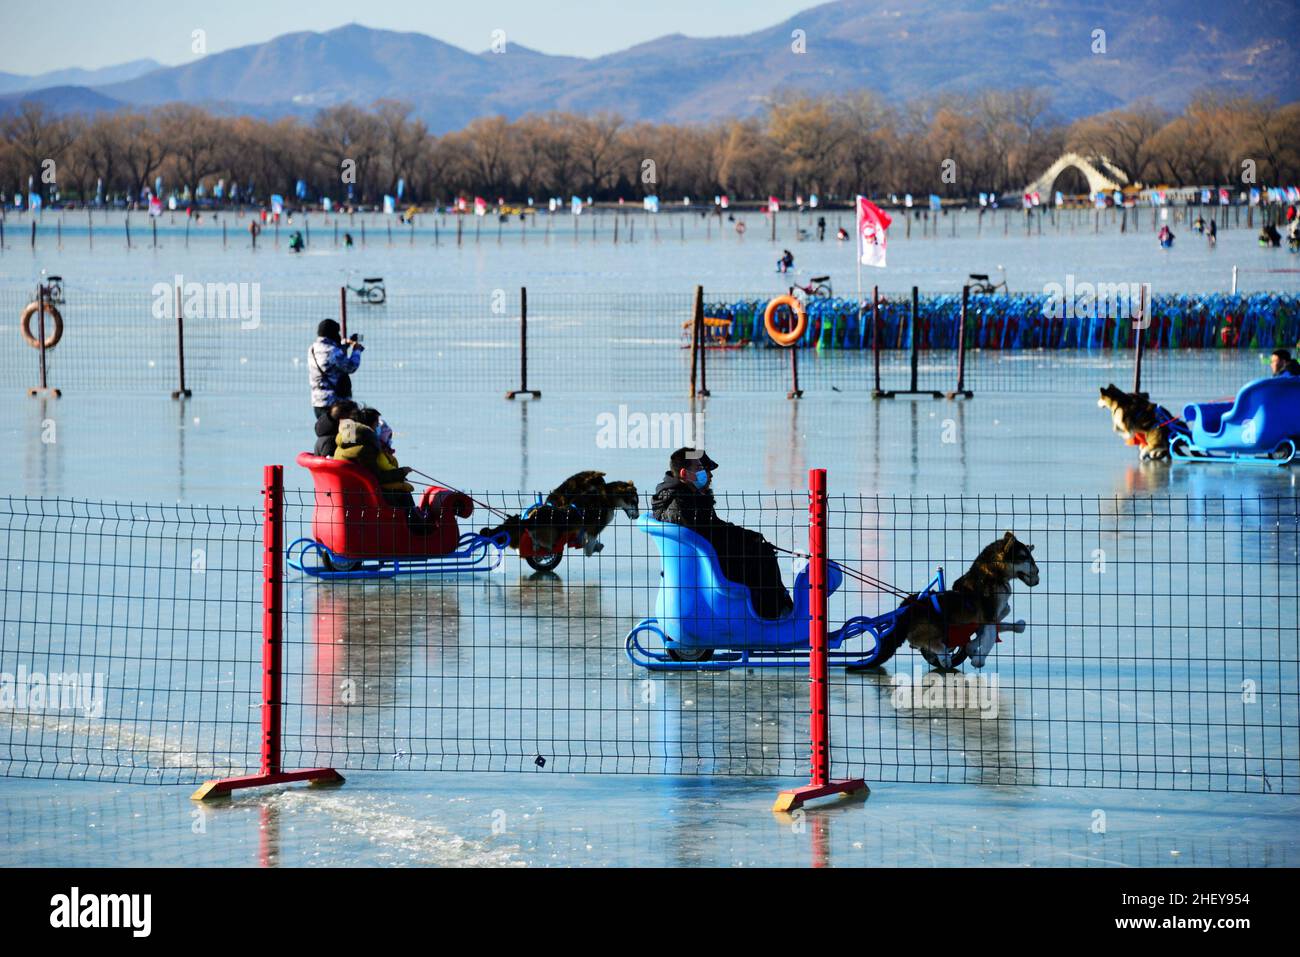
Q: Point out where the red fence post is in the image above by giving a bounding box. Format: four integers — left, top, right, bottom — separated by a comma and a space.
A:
192, 465, 344, 800
773, 468, 868, 813
261, 464, 283, 776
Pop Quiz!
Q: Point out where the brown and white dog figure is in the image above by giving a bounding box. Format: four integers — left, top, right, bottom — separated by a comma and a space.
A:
868, 531, 1040, 670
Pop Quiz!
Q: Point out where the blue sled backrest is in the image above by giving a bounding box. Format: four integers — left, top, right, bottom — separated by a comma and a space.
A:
1183, 376, 1300, 449
637, 514, 842, 649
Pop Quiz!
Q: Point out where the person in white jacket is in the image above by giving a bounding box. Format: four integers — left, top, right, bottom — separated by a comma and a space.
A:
309, 319, 363, 419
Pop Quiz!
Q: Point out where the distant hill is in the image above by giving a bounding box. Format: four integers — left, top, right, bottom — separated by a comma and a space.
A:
5, 1, 1297, 129
0, 85, 124, 115
0, 59, 161, 95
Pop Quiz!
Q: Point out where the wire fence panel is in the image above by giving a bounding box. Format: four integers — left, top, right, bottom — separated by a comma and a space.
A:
825, 495, 1300, 792
0, 497, 262, 783
3, 285, 1292, 397
279, 487, 815, 776
3, 487, 1296, 792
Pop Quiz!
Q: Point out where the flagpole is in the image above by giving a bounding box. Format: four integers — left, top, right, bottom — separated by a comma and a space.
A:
855, 196, 863, 342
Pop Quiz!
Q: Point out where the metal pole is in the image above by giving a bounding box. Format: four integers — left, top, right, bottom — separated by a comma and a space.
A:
909, 285, 920, 393
37, 284, 49, 390
697, 286, 709, 397
949, 284, 972, 399
788, 339, 802, 399
506, 286, 540, 399
171, 282, 191, 398
689, 285, 701, 398
339, 285, 348, 341
1133, 284, 1147, 395
1231, 265, 1238, 295
872, 286, 882, 397
261, 464, 284, 777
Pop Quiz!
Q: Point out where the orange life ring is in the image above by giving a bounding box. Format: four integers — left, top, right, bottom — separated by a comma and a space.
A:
20, 300, 63, 350
764, 295, 806, 346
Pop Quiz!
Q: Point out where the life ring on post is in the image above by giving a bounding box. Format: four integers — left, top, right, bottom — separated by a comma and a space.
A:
20, 300, 63, 350
763, 294, 806, 347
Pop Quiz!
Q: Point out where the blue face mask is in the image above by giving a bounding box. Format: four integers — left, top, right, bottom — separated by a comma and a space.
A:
694, 469, 709, 489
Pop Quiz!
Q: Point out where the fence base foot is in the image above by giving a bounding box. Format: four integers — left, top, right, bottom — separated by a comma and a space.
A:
27, 387, 61, 398
945, 389, 974, 400
787, 389, 803, 400
191, 768, 344, 802
505, 390, 541, 400
171, 389, 192, 400
772, 778, 868, 813
876, 390, 944, 399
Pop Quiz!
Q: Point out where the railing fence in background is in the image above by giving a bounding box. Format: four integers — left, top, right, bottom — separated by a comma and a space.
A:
8, 285, 1295, 399
3, 473, 1296, 795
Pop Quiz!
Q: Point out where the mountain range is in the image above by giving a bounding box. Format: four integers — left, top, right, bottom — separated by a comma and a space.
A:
2, 0, 1297, 130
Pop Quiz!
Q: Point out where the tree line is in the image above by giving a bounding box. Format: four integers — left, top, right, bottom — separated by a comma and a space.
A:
1, 90, 1297, 207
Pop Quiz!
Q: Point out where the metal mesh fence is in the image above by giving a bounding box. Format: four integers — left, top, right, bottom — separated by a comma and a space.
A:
3, 285, 1290, 398
0, 496, 262, 783
3, 482, 1295, 793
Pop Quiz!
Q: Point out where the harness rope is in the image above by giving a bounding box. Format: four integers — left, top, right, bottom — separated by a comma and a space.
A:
405, 469, 513, 520
768, 541, 913, 599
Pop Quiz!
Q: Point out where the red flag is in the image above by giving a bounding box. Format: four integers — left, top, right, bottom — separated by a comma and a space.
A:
856, 196, 892, 268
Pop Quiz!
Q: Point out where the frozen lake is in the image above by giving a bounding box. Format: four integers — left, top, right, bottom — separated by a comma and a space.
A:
4, 205, 1299, 298
2, 224, 1298, 867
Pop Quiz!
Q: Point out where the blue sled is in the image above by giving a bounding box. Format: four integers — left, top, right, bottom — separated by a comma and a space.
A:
1171, 376, 1300, 467
625, 515, 944, 671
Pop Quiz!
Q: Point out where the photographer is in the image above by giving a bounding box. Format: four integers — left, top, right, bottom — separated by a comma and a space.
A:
309, 319, 364, 420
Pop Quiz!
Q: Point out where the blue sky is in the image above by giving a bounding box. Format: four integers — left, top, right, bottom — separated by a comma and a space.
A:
6, 0, 815, 75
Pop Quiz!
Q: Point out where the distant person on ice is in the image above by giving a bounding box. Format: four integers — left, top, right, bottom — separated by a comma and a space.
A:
652, 448, 794, 620
309, 319, 363, 420
777, 249, 794, 273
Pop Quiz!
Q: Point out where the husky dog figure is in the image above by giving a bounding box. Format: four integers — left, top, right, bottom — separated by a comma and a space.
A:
1098, 384, 1183, 461
866, 532, 1040, 671
481, 471, 640, 557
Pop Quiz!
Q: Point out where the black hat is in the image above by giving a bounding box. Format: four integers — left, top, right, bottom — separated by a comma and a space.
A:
670, 447, 718, 472
317, 319, 341, 341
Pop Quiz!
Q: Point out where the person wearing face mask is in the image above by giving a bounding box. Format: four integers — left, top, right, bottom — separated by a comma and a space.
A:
651, 447, 794, 620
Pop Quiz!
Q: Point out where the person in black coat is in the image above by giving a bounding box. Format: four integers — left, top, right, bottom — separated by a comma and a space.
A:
651, 447, 794, 620
313, 399, 358, 456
